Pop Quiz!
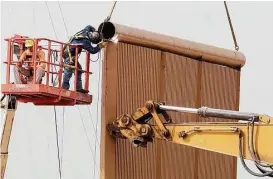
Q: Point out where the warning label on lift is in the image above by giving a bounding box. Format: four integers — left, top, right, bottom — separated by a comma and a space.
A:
9, 84, 32, 92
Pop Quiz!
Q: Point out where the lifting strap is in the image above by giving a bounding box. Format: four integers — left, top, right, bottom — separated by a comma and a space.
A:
63, 29, 90, 63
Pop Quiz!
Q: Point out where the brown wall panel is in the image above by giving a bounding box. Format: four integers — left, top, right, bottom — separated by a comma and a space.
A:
101, 31, 241, 179
160, 52, 199, 179
197, 62, 240, 179
163, 52, 199, 123
114, 23, 246, 68
200, 62, 239, 121
101, 43, 118, 179
115, 43, 161, 179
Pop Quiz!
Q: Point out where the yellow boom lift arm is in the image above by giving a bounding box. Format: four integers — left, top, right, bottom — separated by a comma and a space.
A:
0, 95, 17, 179
108, 100, 273, 177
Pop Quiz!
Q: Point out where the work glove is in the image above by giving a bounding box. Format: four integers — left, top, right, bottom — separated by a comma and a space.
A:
98, 41, 107, 48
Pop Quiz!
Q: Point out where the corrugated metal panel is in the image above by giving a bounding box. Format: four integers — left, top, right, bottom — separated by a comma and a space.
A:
200, 62, 239, 121
197, 62, 239, 179
101, 43, 118, 179
116, 43, 161, 179
102, 43, 240, 179
160, 52, 199, 179
114, 23, 246, 68
163, 53, 200, 123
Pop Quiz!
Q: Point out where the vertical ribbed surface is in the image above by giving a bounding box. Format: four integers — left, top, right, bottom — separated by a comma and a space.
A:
200, 62, 238, 121
116, 43, 161, 179
160, 52, 199, 179
197, 62, 239, 179
103, 43, 240, 179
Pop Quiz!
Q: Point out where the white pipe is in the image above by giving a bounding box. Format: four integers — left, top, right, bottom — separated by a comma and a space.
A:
159, 105, 198, 114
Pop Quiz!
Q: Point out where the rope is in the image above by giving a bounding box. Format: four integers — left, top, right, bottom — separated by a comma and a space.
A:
45, 2, 59, 86
224, 1, 239, 51
92, 51, 102, 177
77, 106, 100, 172
57, 1, 69, 39
44, 2, 104, 176
56, 3, 67, 173
100, 1, 117, 38
107, 1, 117, 21
90, 49, 101, 62
54, 106, 62, 179
45, 2, 58, 40
86, 107, 100, 145
56, 2, 101, 175
45, 3, 62, 178
86, 106, 100, 178
60, 106, 65, 173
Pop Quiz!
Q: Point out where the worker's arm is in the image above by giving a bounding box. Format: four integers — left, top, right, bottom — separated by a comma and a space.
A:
83, 25, 96, 33
17, 51, 27, 67
36, 50, 46, 69
82, 39, 101, 54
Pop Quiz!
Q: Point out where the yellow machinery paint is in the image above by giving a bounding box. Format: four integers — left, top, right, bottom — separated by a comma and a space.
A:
108, 100, 273, 177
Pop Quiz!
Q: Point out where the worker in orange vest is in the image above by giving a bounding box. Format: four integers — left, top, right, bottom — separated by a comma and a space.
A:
14, 39, 46, 84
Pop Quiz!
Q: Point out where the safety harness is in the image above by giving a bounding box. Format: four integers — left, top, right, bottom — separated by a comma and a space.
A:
63, 29, 90, 63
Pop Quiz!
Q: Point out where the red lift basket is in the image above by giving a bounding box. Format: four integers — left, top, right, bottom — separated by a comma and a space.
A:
1, 35, 93, 106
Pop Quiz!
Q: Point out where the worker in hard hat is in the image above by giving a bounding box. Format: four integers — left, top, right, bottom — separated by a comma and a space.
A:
62, 25, 107, 94
14, 39, 46, 84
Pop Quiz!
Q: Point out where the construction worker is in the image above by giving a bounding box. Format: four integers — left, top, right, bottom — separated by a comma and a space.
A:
14, 39, 46, 84
62, 25, 106, 93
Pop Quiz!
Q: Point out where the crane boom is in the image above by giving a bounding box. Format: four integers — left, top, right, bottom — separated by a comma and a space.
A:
108, 100, 273, 177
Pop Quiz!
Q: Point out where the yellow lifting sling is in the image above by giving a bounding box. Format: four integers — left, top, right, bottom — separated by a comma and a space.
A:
63, 30, 89, 63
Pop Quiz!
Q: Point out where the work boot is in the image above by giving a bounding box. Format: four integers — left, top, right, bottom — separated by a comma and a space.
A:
76, 89, 89, 94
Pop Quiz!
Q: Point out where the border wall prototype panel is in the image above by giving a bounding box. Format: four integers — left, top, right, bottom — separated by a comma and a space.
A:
197, 62, 240, 179
115, 43, 160, 179
101, 24, 244, 179
159, 52, 199, 179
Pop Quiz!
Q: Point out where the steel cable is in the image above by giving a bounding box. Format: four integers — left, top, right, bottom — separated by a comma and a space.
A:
45, 2, 58, 40
77, 106, 100, 172
54, 106, 62, 179
224, 1, 239, 51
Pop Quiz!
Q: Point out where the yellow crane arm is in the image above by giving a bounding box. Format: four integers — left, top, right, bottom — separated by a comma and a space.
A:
108, 100, 273, 177
0, 95, 17, 179
152, 123, 273, 164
